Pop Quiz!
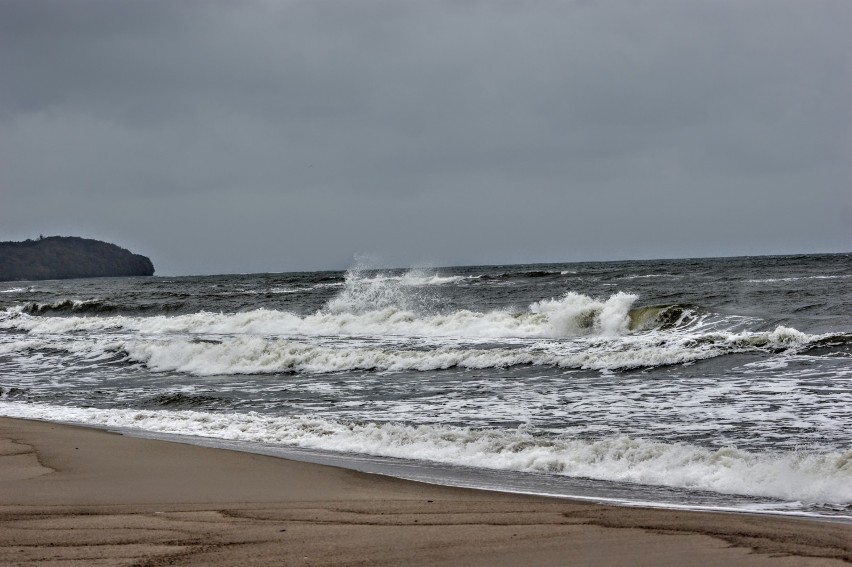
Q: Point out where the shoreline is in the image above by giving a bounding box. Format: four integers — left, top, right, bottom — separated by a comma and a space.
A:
4, 408, 849, 523
117, 425, 852, 523
1, 416, 850, 565
4, 403, 849, 521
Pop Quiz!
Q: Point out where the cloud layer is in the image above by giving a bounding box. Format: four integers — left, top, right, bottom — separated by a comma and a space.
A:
2, 0, 849, 274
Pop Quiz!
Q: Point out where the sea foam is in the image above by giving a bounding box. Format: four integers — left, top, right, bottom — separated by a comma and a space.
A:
1, 401, 849, 506
0, 322, 821, 375
0, 269, 829, 376
2, 289, 639, 340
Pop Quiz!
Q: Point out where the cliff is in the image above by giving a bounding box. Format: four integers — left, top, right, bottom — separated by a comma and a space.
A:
0, 236, 155, 281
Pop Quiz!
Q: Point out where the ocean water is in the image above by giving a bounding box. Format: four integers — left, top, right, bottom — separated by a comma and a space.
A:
1, 254, 850, 518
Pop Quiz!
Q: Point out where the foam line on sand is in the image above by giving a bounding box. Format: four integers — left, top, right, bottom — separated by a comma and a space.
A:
0, 417, 850, 566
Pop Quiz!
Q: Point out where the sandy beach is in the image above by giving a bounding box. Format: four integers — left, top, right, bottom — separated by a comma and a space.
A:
0, 417, 849, 566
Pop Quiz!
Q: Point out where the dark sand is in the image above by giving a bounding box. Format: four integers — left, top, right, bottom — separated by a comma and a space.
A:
1, 417, 849, 566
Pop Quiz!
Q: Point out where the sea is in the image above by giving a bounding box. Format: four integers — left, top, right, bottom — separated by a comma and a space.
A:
1, 253, 850, 519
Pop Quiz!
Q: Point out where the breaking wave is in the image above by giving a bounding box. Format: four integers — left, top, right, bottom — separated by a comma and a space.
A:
2, 267, 843, 376
0, 325, 832, 375
628, 304, 702, 331
124, 327, 826, 374
0, 295, 790, 348
477, 269, 568, 281
3, 290, 642, 340
0, 287, 35, 294
1, 402, 849, 506
747, 275, 851, 284
16, 299, 187, 316
21, 299, 111, 314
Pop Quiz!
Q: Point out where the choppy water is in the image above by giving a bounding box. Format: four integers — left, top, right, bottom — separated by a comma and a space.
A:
1, 254, 850, 517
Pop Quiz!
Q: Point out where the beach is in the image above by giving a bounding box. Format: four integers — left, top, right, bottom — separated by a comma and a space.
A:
2, 258, 851, 517
1, 417, 849, 566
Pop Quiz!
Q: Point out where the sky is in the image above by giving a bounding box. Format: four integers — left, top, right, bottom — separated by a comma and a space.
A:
1, 0, 850, 276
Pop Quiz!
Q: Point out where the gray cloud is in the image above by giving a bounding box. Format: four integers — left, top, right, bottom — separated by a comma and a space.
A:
1, 0, 849, 274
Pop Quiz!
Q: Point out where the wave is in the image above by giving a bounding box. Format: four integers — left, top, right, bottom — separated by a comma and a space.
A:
323, 268, 474, 314
268, 286, 315, 294
376, 272, 473, 286
747, 275, 852, 284
2, 291, 642, 339
14, 299, 190, 316
140, 392, 228, 409
0, 387, 27, 399
1, 402, 849, 506
1, 326, 831, 375
479, 269, 568, 281
138, 327, 839, 374
619, 273, 685, 280
19, 299, 116, 315
1, 298, 760, 346
0, 286, 35, 294
332, 269, 474, 287
0, 267, 759, 338
3, 267, 839, 376
628, 304, 702, 331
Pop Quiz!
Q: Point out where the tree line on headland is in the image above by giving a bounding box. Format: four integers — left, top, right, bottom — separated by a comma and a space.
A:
0, 236, 155, 281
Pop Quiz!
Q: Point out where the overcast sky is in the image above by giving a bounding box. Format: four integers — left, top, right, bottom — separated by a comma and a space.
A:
1, 0, 849, 275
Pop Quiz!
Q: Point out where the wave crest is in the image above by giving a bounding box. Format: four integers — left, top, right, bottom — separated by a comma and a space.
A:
4, 291, 643, 340
531, 292, 636, 335
1, 324, 825, 376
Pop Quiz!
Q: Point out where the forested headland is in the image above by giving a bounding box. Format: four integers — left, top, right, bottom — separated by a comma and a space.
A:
0, 236, 155, 281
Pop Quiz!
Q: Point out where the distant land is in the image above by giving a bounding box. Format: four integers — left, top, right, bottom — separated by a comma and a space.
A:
0, 236, 155, 281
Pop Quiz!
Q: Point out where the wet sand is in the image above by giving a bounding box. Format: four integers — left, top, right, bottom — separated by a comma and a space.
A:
0, 416, 849, 566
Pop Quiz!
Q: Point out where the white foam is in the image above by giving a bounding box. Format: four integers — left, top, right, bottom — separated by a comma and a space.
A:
0, 267, 824, 376
121, 338, 539, 374
9, 298, 101, 312
0, 284, 824, 376
1, 402, 849, 506
530, 292, 637, 336
747, 275, 851, 284
397, 272, 471, 286
0, 321, 820, 376
2, 290, 640, 340
269, 286, 313, 294
620, 273, 681, 280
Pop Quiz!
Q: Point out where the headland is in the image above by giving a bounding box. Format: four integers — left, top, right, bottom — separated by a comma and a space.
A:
0, 236, 154, 281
